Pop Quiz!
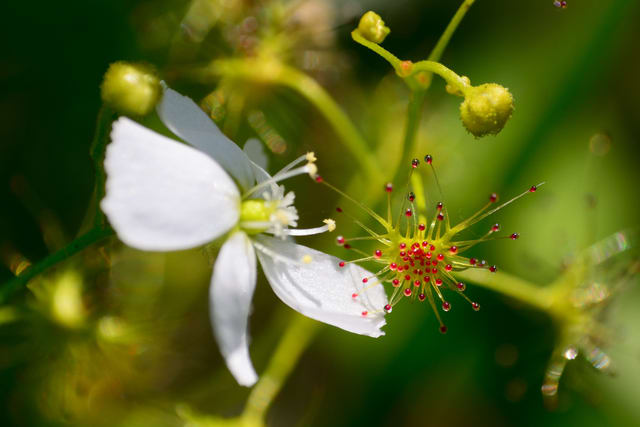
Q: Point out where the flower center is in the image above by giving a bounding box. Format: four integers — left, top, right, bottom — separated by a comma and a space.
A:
239, 199, 274, 234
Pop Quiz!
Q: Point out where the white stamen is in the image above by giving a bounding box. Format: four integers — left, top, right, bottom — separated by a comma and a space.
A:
323, 219, 336, 232
283, 221, 334, 236
305, 152, 317, 163
244, 165, 316, 198
306, 163, 318, 179
273, 153, 309, 178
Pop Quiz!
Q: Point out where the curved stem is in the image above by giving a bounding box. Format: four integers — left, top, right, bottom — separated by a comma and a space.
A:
410, 60, 470, 94
351, 30, 401, 69
0, 225, 114, 304
191, 59, 380, 181
241, 315, 319, 424
453, 268, 552, 312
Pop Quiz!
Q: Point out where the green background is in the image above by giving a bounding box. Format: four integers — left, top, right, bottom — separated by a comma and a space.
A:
1, 0, 639, 426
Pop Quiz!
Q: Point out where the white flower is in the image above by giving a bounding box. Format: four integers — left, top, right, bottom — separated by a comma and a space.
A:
100, 86, 387, 387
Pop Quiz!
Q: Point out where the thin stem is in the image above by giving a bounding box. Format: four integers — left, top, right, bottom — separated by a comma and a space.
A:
351, 30, 402, 69
89, 106, 116, 228
453, 269, 552, 312
0, 225, 114, 304
392, 89, 426, 185
428, 0, 476, 62
241, 315, 319, 424
189, 59, 380, 181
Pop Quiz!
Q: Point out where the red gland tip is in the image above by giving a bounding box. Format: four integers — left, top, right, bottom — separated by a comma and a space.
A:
336, 207, 343, 213
424, 154, 433, 164
529, 185, 537, 192
469, 258, 477, 265
374, 249, 382, 258
472, 302, 481, 311
418, 293, 426, 301
449, 246, 458, 253
439, 325, 448, 334
399, 243, 406, 249
336, 235, 345, 245
445, 264, 452, 271
392, 279, 400, 286
510, 233, 520, 240
343, 244, 351, 249
489, 265, 497, 273
352, 293, 358, 299
492, 224, 500, 232
404, 288, 412, 297
436, 202, 443, 211
362, 278, 368, 283
411, 158, 420, 168
437, 213, 444, 221
432, 268, 438, 274
418, 224, 426, 231
338, 261, 345, 268
442, 301, 451, 312
390, 262, 397, 270
385, 183, 393, 193
489, 193, 498, 203
457, 282, 466, 291
437, 253, 444, 261
405, 209, 412, 217
407, 192, 415, 202
435, 278, 443, 286
361, 311, 368, 317
414, 280, 421, 287
384, 304, 392, 313
314, 175, 323, 183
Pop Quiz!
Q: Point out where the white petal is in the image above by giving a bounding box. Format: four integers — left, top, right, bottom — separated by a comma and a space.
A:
210, 231, 258, 386
254, 235, 387, 337
157, 85, 255, 190
101, 117, 240, 251
243, 138, 269, 170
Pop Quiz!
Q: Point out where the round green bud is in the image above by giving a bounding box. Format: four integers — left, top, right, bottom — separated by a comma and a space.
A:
460, 83, 514, 137
357, 11, 390, 44
101, 62, 160, 116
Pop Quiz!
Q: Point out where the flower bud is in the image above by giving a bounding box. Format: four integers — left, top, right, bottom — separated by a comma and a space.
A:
356, 11, 390, 44
460, 83, 514, 137
100, 61, 160, 116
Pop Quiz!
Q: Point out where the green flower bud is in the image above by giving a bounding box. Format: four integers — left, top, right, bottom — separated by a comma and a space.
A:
357, 11, 390, 44
460, 83, 514, 137
100, 61, 160, 116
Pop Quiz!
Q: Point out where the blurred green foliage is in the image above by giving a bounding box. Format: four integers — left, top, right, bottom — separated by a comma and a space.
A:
1, 0, 639, 426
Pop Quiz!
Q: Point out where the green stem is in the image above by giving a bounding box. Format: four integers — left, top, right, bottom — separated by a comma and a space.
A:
351, 30, 401, 69
241, 315, 319, 424
410, 60, 470, 94
453, 269, 552, 312
89, 106, 116, 228
428, 0, 476, 62
191, 59, 380, 181
392, 89, 426, 185
0, 225, 114, 304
